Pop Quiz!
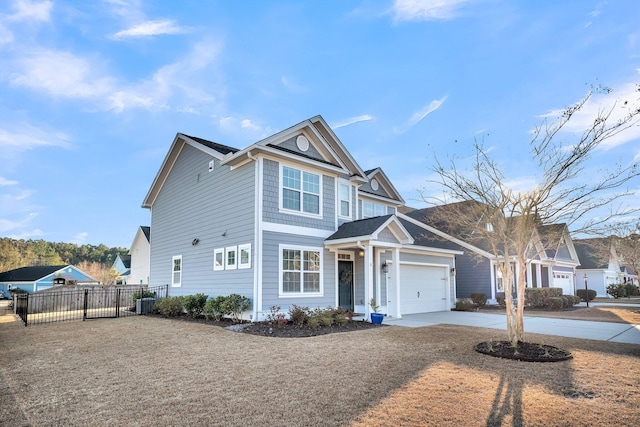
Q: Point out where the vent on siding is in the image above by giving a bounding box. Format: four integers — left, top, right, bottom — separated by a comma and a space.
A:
209, 160, 215, 172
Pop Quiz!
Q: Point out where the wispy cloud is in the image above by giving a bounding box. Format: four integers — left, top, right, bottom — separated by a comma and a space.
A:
0, 177, 18, 186
216, 115, 273, 140
395, 96, 447, 133
111, 19, 187, 40
332, 115, 374, 129
70, 231, 88, 245
391, 0, 473, 23
0, 122, 72, 151
6, 0, 52, 22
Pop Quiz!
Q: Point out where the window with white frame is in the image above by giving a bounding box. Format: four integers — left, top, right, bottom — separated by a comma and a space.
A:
362, 200, 387, 218
238, 244, 251, 269
171, 255, 182, 287
280, 246, 322, 296
213, 248, 224, 271
282, 166, 321, 215
225, 246, 237, 270
339, 183, 351, 218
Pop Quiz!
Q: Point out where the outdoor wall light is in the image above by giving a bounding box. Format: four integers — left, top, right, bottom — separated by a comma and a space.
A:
450, 267, 456, 275
192, 238, 200, 246
359, 250, 364, 257
381, 262, 389, 273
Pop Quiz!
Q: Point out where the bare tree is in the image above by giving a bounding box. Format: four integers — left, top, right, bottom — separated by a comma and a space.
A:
611, 221, 640, 283
426, 86, 640, 345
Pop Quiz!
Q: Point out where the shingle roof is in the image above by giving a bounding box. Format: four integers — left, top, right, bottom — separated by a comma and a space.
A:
141, 226, 150, 242
266, 144, 340, 167
573, 238, 610, 269
0, 265, 66, 282
119, 254, 131, 269
326, 215, 393, 241
182, 134, 239, 155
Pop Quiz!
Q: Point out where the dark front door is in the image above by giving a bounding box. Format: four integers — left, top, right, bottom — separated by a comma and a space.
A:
338, 260, 354, 311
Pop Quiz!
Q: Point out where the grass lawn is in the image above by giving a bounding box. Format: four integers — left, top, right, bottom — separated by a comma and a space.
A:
0, 313, 639, 426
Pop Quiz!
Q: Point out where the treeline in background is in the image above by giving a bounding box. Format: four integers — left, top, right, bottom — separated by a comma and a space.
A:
0, 238, 129, 284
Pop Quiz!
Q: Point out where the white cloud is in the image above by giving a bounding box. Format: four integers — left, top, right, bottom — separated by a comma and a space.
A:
281, 76, 307, 93
332, 115, 374, 129
7, 0, 52, 22
7, 228, 44, 240
395, 96, 447, 133
70, 231, 88, 245
216, 115, 273, 140
0, 122, 72, 151
0, 212, 37, 233
391, 0, 472, 23
0, 177, 18, 186
111, 19, 187, 40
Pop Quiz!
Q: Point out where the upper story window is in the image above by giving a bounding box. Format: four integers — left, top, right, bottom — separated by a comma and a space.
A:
339, 183, 351, 218
362, 200, 387, 218
282, 166, 321, 215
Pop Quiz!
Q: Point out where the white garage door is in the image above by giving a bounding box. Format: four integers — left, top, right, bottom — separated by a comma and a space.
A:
400, 265, 448, 314
553, 273, 573, 295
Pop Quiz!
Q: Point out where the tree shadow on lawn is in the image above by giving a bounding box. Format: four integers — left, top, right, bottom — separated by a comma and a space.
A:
350, 324, 639, 427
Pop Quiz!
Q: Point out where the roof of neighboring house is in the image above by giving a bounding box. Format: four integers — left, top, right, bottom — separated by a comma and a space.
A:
182, 134, 239, 155
326, 215, 394, 240
397, 205, 416, 214
141, 226, 151, 242
573, 238, 611, 269
399, 218, 462, 251
0, 265, 67, 282
119, 255, 132, 269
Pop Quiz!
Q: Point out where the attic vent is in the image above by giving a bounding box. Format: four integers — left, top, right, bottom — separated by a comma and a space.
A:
296, 135, 310, 152
209, 160, 215, 172
370, 179, 379, 191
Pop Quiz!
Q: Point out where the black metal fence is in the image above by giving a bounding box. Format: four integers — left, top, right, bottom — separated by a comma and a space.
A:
14, 285, 169, 326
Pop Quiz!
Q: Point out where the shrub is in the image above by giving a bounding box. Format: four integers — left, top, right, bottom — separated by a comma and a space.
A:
547, 297, 564, 311
182, 293, 208, 317
562, 295, 575, 308
607, 283, 626, 299
496, 294, 506, 306
548, 287, 563, 298
454, 298, 476, 311
309, 307, 335, 327
132, 289, 156, 300
155, 297, 183, 317
524, 288, 547, 308
626, 283, 640, 297
576, 289, 596, 302
288, 304, 310, 327
470, 293, 488, 307
572, 295, 582, 305
222, 294, 251, 323
203, 296, 227, 321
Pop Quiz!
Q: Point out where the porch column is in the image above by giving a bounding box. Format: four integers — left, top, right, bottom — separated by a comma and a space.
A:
526, 263, 532, 288
364, 245, 374, 317
394, 247, 401, 318
535, 264, 542, 288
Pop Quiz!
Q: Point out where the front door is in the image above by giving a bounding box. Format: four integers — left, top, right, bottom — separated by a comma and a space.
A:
338, 260, 354, 311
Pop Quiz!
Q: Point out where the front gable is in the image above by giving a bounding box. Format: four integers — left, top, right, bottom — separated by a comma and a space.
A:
325, 215, 414, 248
360, 168, 404, 205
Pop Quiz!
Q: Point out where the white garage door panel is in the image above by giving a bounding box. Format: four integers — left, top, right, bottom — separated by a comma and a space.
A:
400, 265, 447, 314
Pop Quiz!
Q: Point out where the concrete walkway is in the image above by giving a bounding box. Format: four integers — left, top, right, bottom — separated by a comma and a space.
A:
383, 311, 640, 345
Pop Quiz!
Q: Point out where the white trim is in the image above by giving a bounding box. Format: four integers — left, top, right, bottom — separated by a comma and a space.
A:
239, 243, 251, 269
225, 246, 237, 270
262, 222, 334, 238
337, 180, 353, 220
255, 156, 263, 319
278, 244, 324, 298
171, 255, 182, 287
213, 248, 224, 271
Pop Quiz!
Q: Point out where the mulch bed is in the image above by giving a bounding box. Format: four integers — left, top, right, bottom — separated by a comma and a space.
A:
475, 340, 573, 362
149, 313, 385, 337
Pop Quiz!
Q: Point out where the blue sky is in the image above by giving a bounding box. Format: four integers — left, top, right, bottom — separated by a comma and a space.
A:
1, 0, 639, 248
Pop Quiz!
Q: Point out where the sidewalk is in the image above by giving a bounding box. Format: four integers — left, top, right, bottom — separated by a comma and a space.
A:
383, 311, 640, 345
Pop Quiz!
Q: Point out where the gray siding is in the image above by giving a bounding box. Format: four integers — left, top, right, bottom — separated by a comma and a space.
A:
360, 181, 391, 199
455, 253, 491, 298
277, 134, 324, 160
262, 159, 335, 230
261, 231, 336, 311
149, 144, 255, 301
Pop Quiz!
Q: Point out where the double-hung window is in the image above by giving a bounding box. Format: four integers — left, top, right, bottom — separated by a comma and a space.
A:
362, 200, 387, 218
339, 183, 351, 218
280, 245, 322, 296
171, 255, 182, 287
282, 166, 320, 215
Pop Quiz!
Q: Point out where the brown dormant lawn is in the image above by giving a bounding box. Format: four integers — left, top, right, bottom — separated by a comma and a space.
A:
0, 312, 639, 426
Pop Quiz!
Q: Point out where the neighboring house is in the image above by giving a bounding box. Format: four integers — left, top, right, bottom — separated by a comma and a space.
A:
112, 254, 131, 284
0, 265, 98, 294
129, 226, 151, 286
573, 237, 625, 297
402, 201, 581, 302
142, 115, 460, 320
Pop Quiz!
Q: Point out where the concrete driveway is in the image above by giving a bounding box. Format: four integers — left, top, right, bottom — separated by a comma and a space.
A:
384, 311, 640, 344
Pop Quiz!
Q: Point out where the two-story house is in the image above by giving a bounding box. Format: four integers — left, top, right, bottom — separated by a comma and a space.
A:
142, 115, 460, 320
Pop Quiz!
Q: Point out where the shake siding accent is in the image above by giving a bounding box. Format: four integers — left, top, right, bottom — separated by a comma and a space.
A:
277, 135, 324, 160
377, 229, 399, 244
149, 144, 255, 299
260, 231, 336, 311
360, 182, 390, 199
262, 159, 335, 230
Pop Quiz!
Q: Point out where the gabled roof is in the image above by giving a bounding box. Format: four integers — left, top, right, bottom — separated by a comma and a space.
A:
573, 238, 612, 269
326, 215, 413, 245
532, 223, 579, 264
0, 265, 68, 282
141, 226, 151, 242
359, 167, 405, 205
117, 254, 132, 269
181, 134, 239, 155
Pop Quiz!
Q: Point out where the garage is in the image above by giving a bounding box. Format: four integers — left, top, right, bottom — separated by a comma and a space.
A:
400, 264, 449, 314
553, 272, 574, 295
